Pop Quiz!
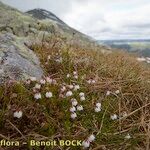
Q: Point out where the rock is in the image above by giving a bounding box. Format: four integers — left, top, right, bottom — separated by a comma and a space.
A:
0, 33, 43, 83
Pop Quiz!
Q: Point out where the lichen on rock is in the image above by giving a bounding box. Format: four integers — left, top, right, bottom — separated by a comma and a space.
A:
0, 33, 43, 83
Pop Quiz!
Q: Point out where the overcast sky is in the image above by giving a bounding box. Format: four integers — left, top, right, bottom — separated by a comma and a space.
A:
1, 0, 150, 40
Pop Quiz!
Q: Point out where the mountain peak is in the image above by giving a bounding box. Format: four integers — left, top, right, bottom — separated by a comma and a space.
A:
26, 9, 66, 25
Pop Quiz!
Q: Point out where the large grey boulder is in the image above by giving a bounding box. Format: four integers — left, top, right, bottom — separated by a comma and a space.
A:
0, 33, 43, 83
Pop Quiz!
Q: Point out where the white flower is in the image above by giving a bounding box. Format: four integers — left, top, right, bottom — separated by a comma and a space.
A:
82, 140, 90, 148
40, 79, 46, 85
87, 79, 92, 84
61, 86, 66, 92
115, 90, 120, 94
73, 71, 77, 75
74, 85, 80, 91
70, 106, 76, 112
71, 112, 77, 119
110, 114, 118, 120
13, 111, 23, 119
66, 91, 73, 97
30, 77, 36, 81
125, 133, 131, 139
80, 96, 86, 101
77, 105, 83, 111
71, 99, 78, 106
35, 83, 41, 89
88, 134, 95, 142
45, 92, 53, 98
34, 93, 42, 100
74, 75, 78, 79
91, 80, 96, 84
67, 74, 71, 78
68, 85, 74, 89
47, 55, 51, 60
106, 91, 111, 96
95, 106, 101, 112
79, 92, 85, 97
96, 102, 101, 108
87, 79, 96, 84
46, 77, 53, 84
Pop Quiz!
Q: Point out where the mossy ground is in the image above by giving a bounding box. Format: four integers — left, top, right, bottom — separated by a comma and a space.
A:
0, 37, 150, 150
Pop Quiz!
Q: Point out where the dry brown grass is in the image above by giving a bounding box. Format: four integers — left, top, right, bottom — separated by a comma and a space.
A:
0, 36, 150, 150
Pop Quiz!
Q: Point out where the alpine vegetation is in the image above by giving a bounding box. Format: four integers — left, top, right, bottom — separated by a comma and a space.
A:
0, 1, 150, 150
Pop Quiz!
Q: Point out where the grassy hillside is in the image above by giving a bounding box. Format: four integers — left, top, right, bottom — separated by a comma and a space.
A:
0, 36, 150, 150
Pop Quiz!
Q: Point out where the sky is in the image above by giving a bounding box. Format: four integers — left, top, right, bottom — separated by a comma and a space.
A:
1, 0, 150, 40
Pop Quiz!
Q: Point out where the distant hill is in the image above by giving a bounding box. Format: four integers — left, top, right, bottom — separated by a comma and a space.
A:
98, 39, 150, 57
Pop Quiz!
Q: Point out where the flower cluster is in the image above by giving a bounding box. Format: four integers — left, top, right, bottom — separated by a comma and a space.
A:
79, 92, 86, 101
26, 76, 55, 100
34, 93, 42, 100
45, 92, 53, 98
13, 110, 23, 119
70, 98, 84, 119
73, 71, 78, 79
25, 69, 130, 149
66, 71, 79, 79
66, 91, 73, 97
106, 89, 120, 96
125, 133, 131, 139
95, 102, 101, 112
87, 79, 96, 84
82, 134, 96, 148
110, 114, 118, 120
110, 111, 128, 120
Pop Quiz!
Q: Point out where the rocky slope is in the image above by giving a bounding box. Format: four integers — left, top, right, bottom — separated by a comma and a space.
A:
26, 9, 94, 42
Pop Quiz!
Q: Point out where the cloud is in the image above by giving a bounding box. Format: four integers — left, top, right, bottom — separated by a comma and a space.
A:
63, 0, 150, 39
1, 0, 150, 40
